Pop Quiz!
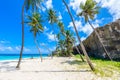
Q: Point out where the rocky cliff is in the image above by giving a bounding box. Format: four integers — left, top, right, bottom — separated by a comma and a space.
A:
77, 19, 120, 60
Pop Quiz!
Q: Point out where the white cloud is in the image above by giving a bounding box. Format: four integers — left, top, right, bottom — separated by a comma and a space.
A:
81, 23, 93, 35
58, 12, 62, 20
0, 41, 6, 44
45, 0, 53, 9
69, 0, 86, 14
46, 31, 56, 41
24, 47, 31, 52
15, 46, 31, 52
39, 6, 46, 12
0, 46, 13, 51
44, 26, 49, 31
50, 46, 56, 51
81, 37, 86, 41
15, 46, 20, 51
99, 0, 120, 20
40, 43, 46, 46
6, 47, 13, 51
0, 40, 10, 44
0, 44, 31, 53
68, 20, 99, 36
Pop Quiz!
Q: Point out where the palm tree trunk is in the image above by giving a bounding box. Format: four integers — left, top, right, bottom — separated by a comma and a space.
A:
16, 0, 26, 68
62, 0, 95, 71
52, 25, 57, 58
34, 37, 43, 62
88, 20, 112, 61
75, 46, 85, 62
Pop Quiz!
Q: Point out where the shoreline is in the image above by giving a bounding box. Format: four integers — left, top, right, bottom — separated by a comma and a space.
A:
0, 57, 48, 62
0, 56, 48, 62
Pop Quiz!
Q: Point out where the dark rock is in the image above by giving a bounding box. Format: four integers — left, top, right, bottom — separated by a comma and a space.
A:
76, 19, 120, 60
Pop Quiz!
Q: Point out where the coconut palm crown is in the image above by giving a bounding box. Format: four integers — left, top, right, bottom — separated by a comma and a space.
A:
47, 8, 58, 24
78, 0, 100, 22
27, 12, 44, 36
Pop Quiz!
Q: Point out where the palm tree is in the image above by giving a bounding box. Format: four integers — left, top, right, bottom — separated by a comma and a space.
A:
16, 0, 26, 69
78, 0, 112, 60
58, 39, 66, 56
62, 0, 95, 71
26, 12, 44, 62
47, 9, 58, 24
47, 8, 58, 58
57, 21, 65, 35
16, 0, 43, 68
58, 21, 85, 61
56, 32, 67, 56
64, 30, 74, 57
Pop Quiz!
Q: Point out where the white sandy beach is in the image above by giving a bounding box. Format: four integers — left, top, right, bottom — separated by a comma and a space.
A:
0, 57, 119, 80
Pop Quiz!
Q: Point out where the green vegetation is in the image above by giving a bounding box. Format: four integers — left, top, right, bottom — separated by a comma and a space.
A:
55, 29, 74, 57
74, 54, 120, 77
26, 12, 44, 62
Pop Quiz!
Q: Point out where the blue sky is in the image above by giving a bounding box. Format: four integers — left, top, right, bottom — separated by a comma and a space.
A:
0, 0, 120, 54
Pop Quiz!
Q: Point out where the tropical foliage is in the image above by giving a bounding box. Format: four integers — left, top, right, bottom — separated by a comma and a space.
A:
56, 30, 74, 57
26, 12, 44, 62
78, 0, 100, 22
27, 12, 44, 35
47, 9, 58, 24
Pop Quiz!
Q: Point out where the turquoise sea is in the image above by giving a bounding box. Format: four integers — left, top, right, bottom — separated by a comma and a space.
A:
0, 54, 48, 61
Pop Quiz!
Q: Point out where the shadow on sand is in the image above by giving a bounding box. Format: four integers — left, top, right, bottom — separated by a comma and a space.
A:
0, 61, 24, 72
61, 60, 86, 65
21, 69, 91, 73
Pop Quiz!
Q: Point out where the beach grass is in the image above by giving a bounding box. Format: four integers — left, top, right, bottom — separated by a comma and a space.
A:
74, 54, 120, 77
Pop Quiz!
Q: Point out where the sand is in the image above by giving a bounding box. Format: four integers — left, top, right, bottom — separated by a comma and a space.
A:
0, 57, 119, 80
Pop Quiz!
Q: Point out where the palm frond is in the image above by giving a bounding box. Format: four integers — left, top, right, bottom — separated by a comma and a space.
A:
47, 8, 58, 24
78, 0, 100, 22
26, 12, 44, 37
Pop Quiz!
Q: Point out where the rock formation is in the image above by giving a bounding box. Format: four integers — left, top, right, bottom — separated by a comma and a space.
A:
74, 19, 120, 60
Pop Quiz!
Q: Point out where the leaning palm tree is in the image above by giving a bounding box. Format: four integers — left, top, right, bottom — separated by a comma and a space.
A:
58, 39, 66, 56
78, 0, 112, 60
62, 0, 95, 71
65, 30, 74, 57
26, 12, 44, 62
58, 21, 85, 61
16, 0, 43, 68
47, 8, 58, 58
